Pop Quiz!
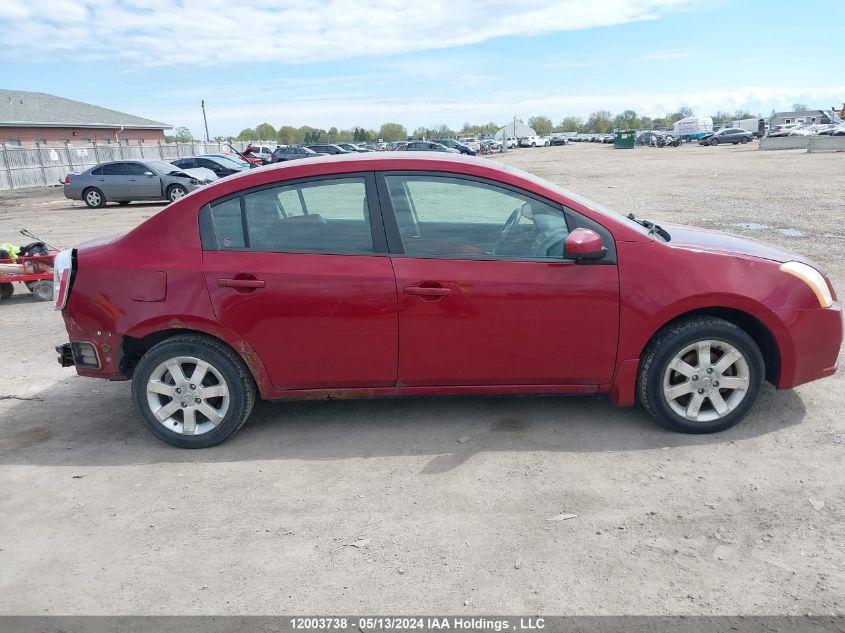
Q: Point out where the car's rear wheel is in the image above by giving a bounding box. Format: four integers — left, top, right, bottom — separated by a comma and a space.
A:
167, 185, 188, 202
31, 280, 53, 302
83, 187, 106, 208
638, 317, 764, 433
131, 335, 256, 448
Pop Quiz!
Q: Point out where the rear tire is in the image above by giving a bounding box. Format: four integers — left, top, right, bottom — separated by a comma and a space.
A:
83, 187, 106, 208
31, 280, 53, 302
638, 317, 764, 434
0, 282, 13, 300
131, 335, 256, 448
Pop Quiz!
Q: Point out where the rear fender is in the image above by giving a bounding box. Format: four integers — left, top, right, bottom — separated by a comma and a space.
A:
123, 316, 274, 397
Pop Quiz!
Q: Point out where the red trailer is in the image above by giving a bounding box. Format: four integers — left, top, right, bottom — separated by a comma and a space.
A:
0, 253, 55, 303
0, 230, 58, 304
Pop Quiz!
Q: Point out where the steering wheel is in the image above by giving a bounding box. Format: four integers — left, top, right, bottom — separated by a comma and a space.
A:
493, 208, 522, 254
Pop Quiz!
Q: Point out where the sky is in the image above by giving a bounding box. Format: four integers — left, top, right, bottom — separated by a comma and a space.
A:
1, 0, 844, 137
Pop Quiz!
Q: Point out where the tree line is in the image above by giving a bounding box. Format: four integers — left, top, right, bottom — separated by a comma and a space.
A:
166, 105, 805, 143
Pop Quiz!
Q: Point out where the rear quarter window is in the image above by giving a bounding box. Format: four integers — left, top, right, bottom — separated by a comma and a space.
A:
209, 198, 245, 248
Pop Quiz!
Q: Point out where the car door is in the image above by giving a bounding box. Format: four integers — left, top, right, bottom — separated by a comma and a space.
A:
201, 173, 398, 391
126, 162, 163, 199
378, 172, 619, 387
98, 162, 129, 199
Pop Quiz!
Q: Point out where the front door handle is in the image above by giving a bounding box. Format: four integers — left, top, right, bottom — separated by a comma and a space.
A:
217, 278, 265, 288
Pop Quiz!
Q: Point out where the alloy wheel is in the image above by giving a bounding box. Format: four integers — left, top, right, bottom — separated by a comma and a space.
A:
662, 339, 750, 423
145, 356, 230, 435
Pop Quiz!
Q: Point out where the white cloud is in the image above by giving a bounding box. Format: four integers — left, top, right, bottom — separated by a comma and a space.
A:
1, 0, 696, 65
136, 84, 845, 135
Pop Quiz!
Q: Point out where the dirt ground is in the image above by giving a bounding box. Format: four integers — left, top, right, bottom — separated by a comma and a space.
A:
0, 143, 843, 616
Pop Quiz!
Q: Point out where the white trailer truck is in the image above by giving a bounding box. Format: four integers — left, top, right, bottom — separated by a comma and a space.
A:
672, 116, 714, 141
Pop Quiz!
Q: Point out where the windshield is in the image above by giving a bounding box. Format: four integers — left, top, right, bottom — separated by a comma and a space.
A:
498, 163, 669, 240
205, 156, 247, 169
207, 154, 250, 167
147, 160, 182, 174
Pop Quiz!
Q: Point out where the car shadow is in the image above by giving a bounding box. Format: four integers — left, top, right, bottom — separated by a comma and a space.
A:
0, 376, 807, 471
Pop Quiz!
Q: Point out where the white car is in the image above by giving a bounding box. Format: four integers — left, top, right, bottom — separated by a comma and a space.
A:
244, 145, 274, 162
519, 135, 550, 147
458, 137, 481, 151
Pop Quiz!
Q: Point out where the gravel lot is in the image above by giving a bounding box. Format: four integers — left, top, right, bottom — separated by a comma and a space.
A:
0, 143, 843, 615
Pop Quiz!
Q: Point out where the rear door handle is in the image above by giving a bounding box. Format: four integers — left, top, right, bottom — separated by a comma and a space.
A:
217, 278, 266, 288
404, 285, 452, 297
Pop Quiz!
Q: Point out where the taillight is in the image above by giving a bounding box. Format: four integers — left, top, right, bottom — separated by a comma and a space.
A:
53, 249, 73, 310
63, 175, 71, 185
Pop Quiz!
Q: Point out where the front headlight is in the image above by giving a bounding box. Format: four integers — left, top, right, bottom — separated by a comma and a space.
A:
780, 261, 834, 308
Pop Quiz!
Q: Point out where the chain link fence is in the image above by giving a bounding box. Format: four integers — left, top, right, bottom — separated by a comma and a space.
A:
0, 140, 268, 191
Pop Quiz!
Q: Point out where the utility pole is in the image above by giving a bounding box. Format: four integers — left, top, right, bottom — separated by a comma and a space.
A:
201, 100, 210, 142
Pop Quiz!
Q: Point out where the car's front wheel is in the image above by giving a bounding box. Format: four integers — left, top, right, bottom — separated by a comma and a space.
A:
709, 138, 719, 146
638, 317, 764, 433
131, 335, 256, 448
167, 185, 188, 202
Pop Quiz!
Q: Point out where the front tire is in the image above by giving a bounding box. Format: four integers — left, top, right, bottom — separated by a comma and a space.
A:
638, 317, 764, 434
83, 187, 106, 208
0, 282, 13, 300
167, 185, 188, 203
131, 335, 256, 448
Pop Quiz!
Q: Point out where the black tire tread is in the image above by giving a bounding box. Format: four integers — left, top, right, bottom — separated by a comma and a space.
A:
638, 316, 763, 433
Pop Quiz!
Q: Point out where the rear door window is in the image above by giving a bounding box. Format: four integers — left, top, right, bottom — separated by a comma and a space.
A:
102, 163, 127, 176
206, 176, 374, 254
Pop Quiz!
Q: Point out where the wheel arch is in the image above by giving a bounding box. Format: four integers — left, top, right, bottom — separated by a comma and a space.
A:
120, 321, 275, 398
640, 306, 781, 385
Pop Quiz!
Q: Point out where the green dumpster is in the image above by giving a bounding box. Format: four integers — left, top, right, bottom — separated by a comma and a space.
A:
614, 129, 636, 149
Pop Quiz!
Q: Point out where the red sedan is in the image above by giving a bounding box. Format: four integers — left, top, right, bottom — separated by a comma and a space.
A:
53, 153, 842, 448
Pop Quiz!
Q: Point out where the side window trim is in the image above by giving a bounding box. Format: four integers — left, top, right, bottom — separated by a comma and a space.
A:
201, 172, 389, 255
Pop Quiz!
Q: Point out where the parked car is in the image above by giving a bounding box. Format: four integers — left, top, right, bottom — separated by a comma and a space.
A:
550, 136, 570, 146
172, 156, 247, 179
54, 153, 841, 448
480, 139, 502, 152
637, 131, 666, 146
434, 138, 477, 155
271, 146, 319, 163
306, 144, 352, 155
336, 143, 372, 153
63, 160, 216, 208
396, 141, 459, 153
458, 137, 481, 151
699, 128, 754, 146
203, 154, 252, 169
519, 135, 550, 148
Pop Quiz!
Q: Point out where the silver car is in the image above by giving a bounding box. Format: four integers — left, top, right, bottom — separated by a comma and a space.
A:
63, 160, 217, 208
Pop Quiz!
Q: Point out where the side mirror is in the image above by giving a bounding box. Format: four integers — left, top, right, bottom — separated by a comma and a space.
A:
144, 171, 155, 177
564, 228, 606, 261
